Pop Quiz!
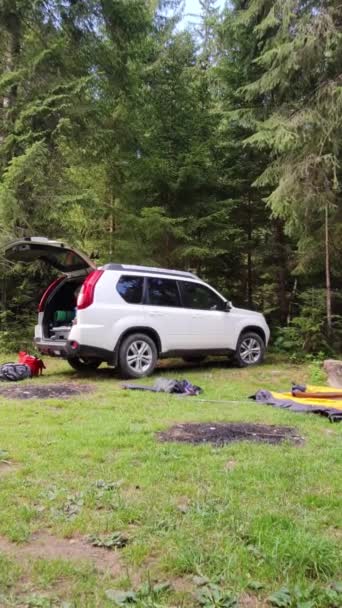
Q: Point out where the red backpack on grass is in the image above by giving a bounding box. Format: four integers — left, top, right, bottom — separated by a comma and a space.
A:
18, 352, 46, 376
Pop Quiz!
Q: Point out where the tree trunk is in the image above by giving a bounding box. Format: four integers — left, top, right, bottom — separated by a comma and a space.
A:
273, 219, 289, 325
0, 276, 7, 313
2, 7, 21, 106
246, 198, 253, 308
109, 192, 114, 257
287, 278, 297, 325
325, 201, 332, 336
1, 3, 21, 152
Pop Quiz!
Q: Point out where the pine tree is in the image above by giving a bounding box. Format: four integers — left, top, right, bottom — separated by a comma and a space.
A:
216, 0, 293, 315
238, 0, 342, 332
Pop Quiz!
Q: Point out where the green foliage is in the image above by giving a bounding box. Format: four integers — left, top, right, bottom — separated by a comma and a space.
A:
87, 531, 128, 549
105, 580, 171, 606
0, 141, 48, 230
0, 0, 342, 353
268, 583, 342, 608
25, 595, 53, 608
195, 583, 238, 608
308, 361, 327, 385
236, 0, 342, 276
0, 311, 36, 353
273, 289, 342, 356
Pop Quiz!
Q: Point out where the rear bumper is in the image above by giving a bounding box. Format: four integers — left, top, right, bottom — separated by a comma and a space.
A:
35, 338, 113, 362
66, 340, 113, 362
35, 338, 68, 357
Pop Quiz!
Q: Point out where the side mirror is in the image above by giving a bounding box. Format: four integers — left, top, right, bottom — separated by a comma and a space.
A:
224, 300, 232, 312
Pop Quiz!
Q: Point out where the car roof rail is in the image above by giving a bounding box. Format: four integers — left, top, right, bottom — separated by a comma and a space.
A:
102, 263, 199, 280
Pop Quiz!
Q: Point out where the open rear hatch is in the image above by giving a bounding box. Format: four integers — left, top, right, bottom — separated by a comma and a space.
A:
5, 237, 97, 349
5, 236, 96, 276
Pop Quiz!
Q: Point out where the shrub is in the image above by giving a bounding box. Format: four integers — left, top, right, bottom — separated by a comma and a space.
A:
273, 289, 342, 357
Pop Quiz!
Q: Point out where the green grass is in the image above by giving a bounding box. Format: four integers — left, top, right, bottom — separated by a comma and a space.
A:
0, 355, 341, 607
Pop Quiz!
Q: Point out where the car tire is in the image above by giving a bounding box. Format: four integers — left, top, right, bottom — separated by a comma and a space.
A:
118, 333, 157, 379
67, 357, 102, 371
182, 355, 206, 364
235, 332, 265, 367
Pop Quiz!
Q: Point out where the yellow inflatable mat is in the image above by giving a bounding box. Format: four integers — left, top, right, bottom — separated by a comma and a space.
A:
252, 384, 342, 422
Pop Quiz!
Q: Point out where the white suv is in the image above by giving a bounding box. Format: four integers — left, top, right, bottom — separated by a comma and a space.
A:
6, 237, 270, 378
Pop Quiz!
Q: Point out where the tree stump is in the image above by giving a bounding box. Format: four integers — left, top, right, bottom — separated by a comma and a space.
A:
323, 360, 342, 388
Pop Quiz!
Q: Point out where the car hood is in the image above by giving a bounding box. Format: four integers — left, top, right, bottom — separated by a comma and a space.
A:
231, 306, 265, 319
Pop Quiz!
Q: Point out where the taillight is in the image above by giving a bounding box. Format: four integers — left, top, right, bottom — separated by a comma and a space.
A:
38, 277, 64, 312
77, 270, 103, 310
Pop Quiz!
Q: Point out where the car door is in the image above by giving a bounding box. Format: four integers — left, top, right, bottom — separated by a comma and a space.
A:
178, 280, 235, 349
144, 276, 194, 351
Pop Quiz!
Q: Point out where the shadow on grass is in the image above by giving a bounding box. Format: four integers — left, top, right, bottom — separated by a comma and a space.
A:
51, 357, 237, 381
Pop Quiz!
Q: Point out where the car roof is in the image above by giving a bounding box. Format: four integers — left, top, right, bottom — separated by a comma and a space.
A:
102, 263, 200, 281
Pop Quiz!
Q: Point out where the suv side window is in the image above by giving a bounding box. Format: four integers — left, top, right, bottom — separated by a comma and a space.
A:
180, 281, 224, 311
147, 277, 180, 307
117, 275, 144, 304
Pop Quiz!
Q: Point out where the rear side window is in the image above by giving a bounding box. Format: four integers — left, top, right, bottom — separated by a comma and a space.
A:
117, 275, 144, 304
180, 281, 224, 310
147, 277, 180, 307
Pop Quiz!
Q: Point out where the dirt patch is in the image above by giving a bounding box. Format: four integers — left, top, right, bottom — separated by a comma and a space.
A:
175, 496, 191, 513
10, 576, 71, 608
170, 576, 194, 594
158, 422, 303, 446
224, 459, 237, 471
325, 526, 342, 541
0, 383, 94, 400
0, 532, 122, 576
0, 461, 18, 477
239, 593, 268, 608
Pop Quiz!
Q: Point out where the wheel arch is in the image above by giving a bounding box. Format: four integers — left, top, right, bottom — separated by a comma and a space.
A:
113, 327, 162, 366
238, 325, 266, 345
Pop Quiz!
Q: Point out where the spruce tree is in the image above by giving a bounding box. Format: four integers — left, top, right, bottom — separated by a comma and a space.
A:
237, 0, 342, 332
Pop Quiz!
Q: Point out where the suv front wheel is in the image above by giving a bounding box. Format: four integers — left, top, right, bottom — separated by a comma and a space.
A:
235, 332, 265, 367
119, 333, 158, 379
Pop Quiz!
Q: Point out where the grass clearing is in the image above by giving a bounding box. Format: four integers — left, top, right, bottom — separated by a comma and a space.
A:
0, 355, 341, 607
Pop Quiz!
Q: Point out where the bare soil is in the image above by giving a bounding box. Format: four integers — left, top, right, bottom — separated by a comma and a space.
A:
0, 383, 93, 400
224, 459, 237, 471
0, 532, 123, 575
0, 461, 18, 477
158, 422, 303, 446
239, 593, 268, 607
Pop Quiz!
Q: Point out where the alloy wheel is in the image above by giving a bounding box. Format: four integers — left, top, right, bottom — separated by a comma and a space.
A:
126, 340, 153, 374
239, 337, 262, 364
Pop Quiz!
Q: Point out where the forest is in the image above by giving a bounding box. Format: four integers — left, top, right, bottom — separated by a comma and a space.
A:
0, 0, 341, 355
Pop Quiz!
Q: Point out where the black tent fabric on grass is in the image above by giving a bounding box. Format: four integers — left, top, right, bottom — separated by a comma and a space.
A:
0, 363, 31, 382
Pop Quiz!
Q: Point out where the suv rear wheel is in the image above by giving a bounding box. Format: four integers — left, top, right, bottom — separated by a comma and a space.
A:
119, 333, 157, 379
235, 332, 265, 367
67, 357, 102, 371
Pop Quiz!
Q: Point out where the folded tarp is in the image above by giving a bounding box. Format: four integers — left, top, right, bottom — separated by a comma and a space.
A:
122, 378, 203, 396
251, 384, 342, 422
